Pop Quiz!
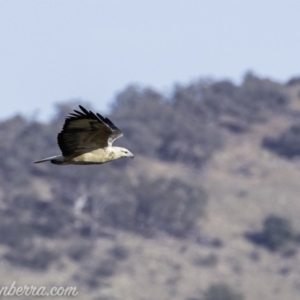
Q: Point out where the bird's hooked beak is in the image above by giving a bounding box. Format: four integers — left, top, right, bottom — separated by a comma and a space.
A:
130, 152, 134, 159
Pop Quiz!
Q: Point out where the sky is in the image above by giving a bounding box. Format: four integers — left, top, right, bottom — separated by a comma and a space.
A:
0, 0, 300, 121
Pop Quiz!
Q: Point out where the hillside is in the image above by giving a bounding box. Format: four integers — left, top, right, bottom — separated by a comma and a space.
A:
0, 73, 300, 300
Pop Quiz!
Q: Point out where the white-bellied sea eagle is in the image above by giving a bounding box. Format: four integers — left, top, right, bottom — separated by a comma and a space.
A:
34, 105, 134, 165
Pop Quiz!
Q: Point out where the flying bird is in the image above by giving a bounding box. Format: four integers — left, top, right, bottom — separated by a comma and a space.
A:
34, 105, 134, 165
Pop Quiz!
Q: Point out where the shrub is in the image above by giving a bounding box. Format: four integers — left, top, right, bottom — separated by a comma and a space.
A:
94, 259, 118, 278
193, 253, 218, 268
203, 283, 244, 300
108, 245, 130, 261
67, 241, 93, 261
262, 124, 300, 159
4, 247, 59, 271
245, 215, 295, 252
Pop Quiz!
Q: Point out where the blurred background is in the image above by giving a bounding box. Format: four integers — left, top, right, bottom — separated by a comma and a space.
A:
1, 1, 300, 300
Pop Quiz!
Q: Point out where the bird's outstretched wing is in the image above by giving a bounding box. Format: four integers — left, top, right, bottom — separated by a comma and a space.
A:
57, 105, 123, 156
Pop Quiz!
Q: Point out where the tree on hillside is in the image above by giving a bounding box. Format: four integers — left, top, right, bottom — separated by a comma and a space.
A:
245, 215, 296, 252
262, 124, 300, 159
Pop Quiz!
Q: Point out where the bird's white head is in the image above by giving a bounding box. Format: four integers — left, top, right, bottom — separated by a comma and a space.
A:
113, 147, 134, 159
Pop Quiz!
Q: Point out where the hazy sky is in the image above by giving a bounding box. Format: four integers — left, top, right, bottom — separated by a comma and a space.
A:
0, 0, 299, 120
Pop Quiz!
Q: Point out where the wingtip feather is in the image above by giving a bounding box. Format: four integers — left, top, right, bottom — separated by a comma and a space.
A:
79, 105, 89, 115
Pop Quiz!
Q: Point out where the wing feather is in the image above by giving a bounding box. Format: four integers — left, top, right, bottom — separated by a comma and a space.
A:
57, 106, 123, 156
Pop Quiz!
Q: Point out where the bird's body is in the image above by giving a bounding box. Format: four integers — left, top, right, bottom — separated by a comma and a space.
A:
34, 106, 134, 165
50, 146, 129, 165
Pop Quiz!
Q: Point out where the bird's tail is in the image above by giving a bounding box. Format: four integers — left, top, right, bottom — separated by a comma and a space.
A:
34, 155, 64, 164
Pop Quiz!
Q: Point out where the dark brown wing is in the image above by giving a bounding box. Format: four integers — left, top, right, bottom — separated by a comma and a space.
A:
57, 105, 123, 156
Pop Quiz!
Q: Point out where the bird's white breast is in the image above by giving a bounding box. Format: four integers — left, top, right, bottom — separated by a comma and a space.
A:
71, 148, 117, 164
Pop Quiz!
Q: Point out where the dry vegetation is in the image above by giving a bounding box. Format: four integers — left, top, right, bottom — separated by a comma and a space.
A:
1, 73, 300, 300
